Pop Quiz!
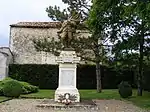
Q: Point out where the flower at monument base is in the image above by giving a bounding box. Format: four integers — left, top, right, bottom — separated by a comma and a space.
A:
62, 99, 71, 105
58, 93, 77, 105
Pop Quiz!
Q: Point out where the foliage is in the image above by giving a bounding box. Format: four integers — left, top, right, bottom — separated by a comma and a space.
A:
3, 80, 22, 98
46, 0, 91, 21
0, 77, 14, 96
87, 0, 124, 92
0, 87, 3, 96
20, 81, 39, 94
9, 64, 59, 89
111, 0, 150, 96
0, 78, 39, 96
0, 81, 4, 96
33, 36, 109, 64
87, 0, 150, 96
118, 81, 132, 98
9, 64, 135, 89
111, 0, 150, 66
46, 6, 68, 21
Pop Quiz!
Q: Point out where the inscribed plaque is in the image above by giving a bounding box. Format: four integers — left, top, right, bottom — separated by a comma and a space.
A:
61, 70, 74, 86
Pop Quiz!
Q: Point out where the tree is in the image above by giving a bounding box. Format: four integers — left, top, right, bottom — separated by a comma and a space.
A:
87, 0, 128, 92
46, 0, 90, 21
111, 0, 150, 96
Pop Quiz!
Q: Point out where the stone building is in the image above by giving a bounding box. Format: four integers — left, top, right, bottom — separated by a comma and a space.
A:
9, 22, 90, 64
0, 47, 13, 80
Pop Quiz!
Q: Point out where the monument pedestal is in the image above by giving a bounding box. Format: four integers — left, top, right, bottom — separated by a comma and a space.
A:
55, 50, 80, 103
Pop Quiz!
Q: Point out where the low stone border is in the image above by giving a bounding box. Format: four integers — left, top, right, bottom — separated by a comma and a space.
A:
36, 99, 99, 111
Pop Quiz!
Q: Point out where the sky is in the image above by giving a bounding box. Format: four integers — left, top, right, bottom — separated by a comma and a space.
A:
0, 0, 67, 47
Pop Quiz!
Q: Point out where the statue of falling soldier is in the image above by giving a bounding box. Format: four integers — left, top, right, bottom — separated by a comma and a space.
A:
57, 13, 80, 48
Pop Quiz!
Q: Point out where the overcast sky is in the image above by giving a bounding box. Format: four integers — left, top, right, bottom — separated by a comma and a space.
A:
0, 0, 67, 46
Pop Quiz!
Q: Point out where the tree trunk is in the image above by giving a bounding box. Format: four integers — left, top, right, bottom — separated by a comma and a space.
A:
138, 23, 144, 96
95, 45, 102, 93
96, 60, 102, 93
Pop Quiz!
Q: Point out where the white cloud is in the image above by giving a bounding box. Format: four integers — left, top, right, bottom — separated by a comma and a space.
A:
0, 0, 67, 46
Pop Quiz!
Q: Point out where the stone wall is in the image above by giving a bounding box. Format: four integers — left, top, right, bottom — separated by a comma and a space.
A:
0, 47, 13, 80
10, 23, 90, 64
0, 47, 13, 64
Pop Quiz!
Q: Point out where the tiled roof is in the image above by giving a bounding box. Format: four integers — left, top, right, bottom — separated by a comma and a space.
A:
10, 22, 62, 28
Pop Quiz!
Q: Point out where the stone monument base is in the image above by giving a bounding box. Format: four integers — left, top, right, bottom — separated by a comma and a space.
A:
55, 50, 81, 103
55, 88, 80, 102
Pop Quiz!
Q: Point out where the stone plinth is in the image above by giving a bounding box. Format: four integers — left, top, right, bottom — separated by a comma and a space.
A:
55, 50, 80, 102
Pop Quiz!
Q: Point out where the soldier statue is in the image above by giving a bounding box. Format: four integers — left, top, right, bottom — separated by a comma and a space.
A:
57, 14, 80, 48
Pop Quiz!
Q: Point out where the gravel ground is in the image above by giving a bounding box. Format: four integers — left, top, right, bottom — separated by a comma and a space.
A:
0, 99, 149, 112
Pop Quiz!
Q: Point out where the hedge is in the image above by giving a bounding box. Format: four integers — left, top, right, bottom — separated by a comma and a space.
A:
9, 64, 135, 89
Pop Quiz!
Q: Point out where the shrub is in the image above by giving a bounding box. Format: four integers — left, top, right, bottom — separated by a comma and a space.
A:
0, 87, 3, 96
0, 78, 39, 96
118, 81, 132, 98
3, 80, 22, 97
20, 81, 38, 94
0, 79, 11, 96
0, 77, 13, 86
9, 64, 135, 89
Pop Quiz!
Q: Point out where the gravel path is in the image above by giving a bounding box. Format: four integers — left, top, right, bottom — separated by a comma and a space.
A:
0, 99, 149, 112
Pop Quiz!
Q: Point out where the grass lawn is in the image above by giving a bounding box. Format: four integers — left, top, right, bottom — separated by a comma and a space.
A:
21, 90, 55, 99
21, 89, 150, 110
0, 96, 11, 103
128, 91, 150, 110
